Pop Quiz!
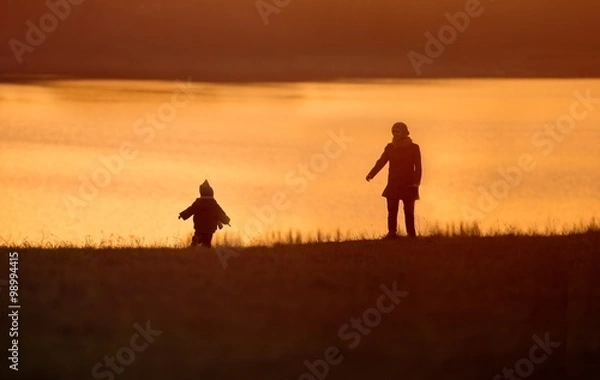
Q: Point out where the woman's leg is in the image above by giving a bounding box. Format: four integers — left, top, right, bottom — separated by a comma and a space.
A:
386, 198, 400, 236
403, 200, 416, 237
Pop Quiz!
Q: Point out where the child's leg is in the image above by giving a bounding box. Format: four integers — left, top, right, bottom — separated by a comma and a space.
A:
191, 233, 201, 247
200, 234, 213, 248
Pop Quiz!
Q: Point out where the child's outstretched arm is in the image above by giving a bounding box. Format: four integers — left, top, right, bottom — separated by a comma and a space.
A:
179, 201, 196, 221
216, 204, 231, 226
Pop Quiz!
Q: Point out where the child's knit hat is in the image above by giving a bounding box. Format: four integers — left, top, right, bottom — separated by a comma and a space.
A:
199, 180, 214, 197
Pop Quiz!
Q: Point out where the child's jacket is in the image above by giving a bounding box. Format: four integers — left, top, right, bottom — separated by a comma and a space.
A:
180, 197, 231, 234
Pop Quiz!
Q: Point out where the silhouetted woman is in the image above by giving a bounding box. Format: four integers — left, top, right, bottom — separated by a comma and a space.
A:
366, 122, 422, 238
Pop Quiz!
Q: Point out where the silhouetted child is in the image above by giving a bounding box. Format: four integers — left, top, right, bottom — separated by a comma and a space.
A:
179, 180, 230, 247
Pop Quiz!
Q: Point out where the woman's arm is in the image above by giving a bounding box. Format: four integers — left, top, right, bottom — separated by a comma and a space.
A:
366, 145, 390, 181
414, 145, 422, 186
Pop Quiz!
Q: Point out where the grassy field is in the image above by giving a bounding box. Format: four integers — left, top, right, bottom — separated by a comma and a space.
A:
1, 231, 599, 380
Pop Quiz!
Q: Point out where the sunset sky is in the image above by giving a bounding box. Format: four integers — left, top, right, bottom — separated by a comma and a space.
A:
2, 0, 600, 79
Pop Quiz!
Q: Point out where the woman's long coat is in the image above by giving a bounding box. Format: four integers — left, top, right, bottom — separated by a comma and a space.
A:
368, 141, 422, 200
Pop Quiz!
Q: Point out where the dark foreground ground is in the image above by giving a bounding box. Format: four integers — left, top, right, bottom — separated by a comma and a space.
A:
1, 233, 599, 379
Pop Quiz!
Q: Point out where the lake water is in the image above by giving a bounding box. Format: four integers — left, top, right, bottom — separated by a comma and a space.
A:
1, 79, 599, 246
